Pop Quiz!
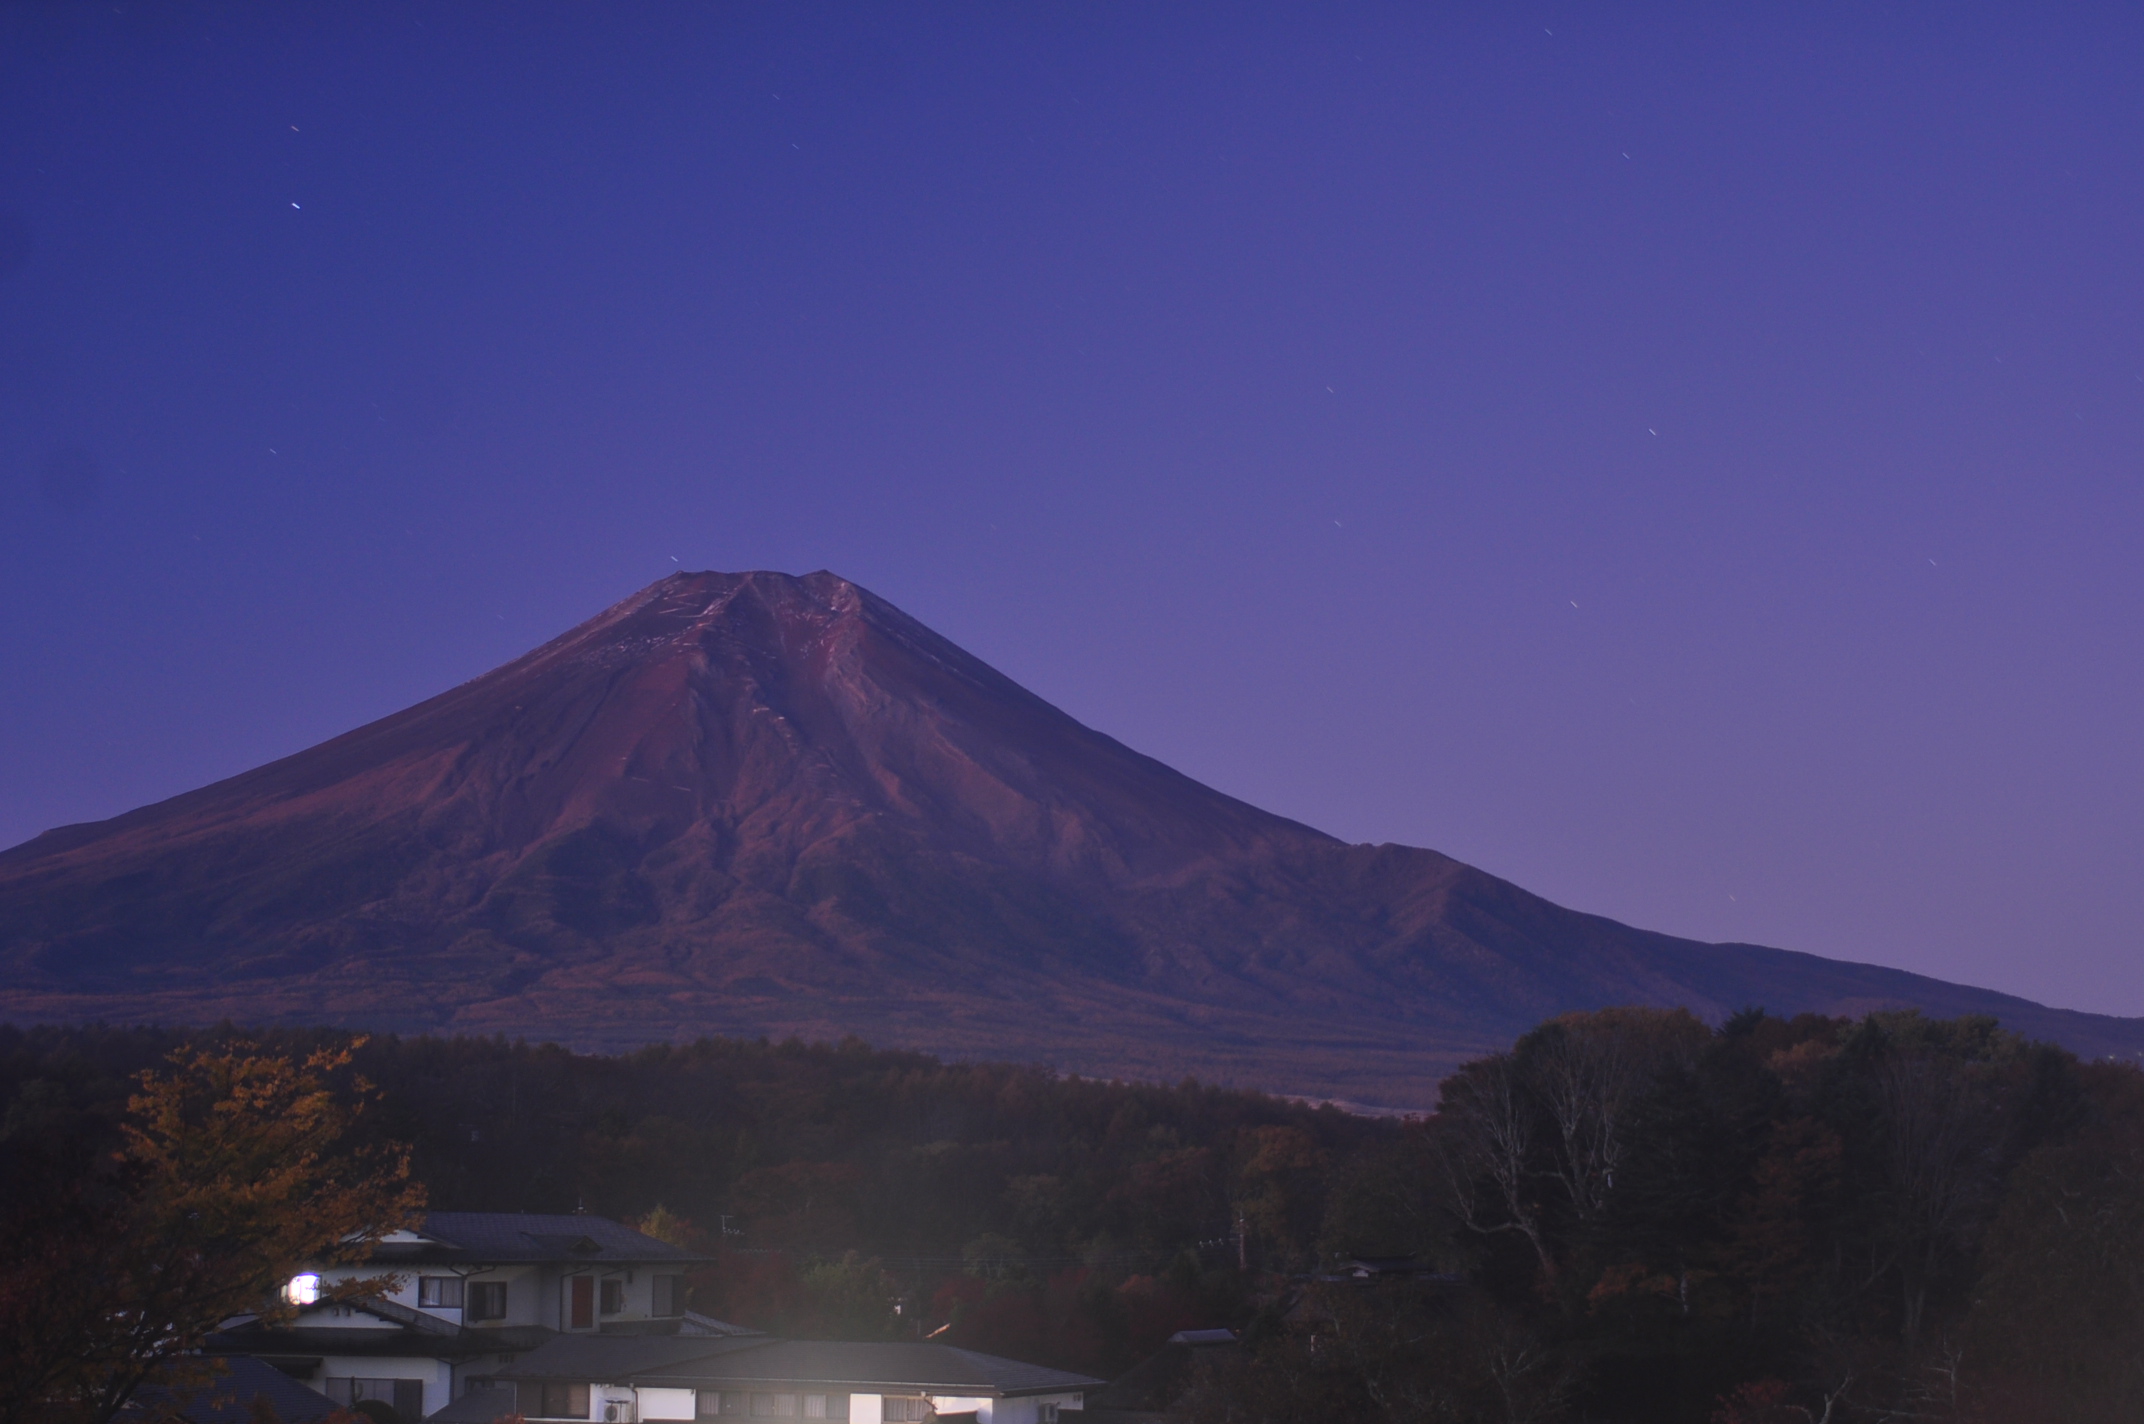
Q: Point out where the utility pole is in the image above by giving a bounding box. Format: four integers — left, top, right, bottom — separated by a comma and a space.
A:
1235, 1211, 1248, 1273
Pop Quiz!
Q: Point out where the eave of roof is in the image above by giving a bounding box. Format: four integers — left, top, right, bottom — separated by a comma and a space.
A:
486, 1339, 1101, 1397
351, 1212, 708, 1266
207, 1324, 527, 1360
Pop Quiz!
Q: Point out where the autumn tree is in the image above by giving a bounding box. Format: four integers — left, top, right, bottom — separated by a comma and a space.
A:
0, 1040, 424, 1424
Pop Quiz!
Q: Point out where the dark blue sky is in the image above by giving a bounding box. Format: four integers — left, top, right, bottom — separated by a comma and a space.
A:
3, 4, 2140, 1014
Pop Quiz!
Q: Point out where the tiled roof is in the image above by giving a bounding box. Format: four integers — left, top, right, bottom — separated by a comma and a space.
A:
125, 1357, 341, 1424
603, 1312, 762, 1339
367, 1212, 702, 1264
426, 1386, 520, 1424
478, 1333, 766, 1380
491, 1336, 1102, 1397
205, 1304, 538, 1361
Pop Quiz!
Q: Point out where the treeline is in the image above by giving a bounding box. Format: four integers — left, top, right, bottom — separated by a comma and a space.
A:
0, 1024, 1377, 1377
1192, 1008, 2144, 1423
0, 1022, 1382, 1258
5, 1010, 2143, 1420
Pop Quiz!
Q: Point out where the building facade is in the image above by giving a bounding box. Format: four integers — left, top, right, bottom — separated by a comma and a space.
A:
458, 1334, 1097, 1424
211, 1212, 715, 1420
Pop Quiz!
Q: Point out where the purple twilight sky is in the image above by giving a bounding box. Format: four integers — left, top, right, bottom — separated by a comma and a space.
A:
2, 4, 2140, 1015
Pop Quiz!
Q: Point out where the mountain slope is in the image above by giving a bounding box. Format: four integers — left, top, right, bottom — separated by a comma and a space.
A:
2, 570, 2136, 1106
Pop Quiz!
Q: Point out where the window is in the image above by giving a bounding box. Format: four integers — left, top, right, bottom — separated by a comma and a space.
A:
750, 1396, 797, 1418
881, 1399, 931, 1423
1038, 1407, 1060, 1424
600, 1279, 626, 1315
527, 1382, 590, 1419
325, 1378, 425, 1421
802, 1398, 826, 1421
418, 1276, 464, 1309
467, 1280, 509, 1321
653, 1273, 686, 1316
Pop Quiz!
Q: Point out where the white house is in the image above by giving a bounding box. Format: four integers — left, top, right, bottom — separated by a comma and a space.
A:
211, 1212, 719, 1421
447, 1334, 1098, 1424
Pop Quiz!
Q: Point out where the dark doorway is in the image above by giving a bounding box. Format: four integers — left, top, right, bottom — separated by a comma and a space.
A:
569, 1276, 594, 1330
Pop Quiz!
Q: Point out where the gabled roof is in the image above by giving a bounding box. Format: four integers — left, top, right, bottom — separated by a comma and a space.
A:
358, 1212, 703, 1265
488, 1335, 1102, 1398
336, 1294, 464, 1337
206, 1299, 544, 1362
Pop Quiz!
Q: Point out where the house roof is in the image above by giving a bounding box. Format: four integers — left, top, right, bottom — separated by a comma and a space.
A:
488, 1336, 1102, 1398
480, 1333, 769, 1380
205, 1300, 545, 1361
125, 1357, 341, 1424
427, 1386, 520, 1424
610, 1312, 763, 1339
362, 1212, 704, 1265
1166, 1330, 1236, 1347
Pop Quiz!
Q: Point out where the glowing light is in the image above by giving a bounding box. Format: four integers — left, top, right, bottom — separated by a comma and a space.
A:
285, 1273, 321, 1306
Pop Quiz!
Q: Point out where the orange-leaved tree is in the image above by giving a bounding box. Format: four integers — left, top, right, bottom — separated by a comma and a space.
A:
0, 1038, 425, 1424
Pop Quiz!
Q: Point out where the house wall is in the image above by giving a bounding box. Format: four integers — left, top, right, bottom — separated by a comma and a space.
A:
304, 1258, 685, 1331
311, 1352, 456, 1419
285, 1304, 402, 1331
547, 1266, 676, 1329
451, 1351, 529, 1401
523, 1381, 1085, 1424
980, 1395, 1086, 1424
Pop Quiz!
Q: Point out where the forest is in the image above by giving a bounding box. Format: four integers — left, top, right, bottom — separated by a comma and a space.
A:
3, 1007, 2141, 1423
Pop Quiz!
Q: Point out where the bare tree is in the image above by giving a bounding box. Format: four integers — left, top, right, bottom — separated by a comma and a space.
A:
1874, 1051, 1992, 1345
1528, 1019, 1639, 1223
1431, 1055, 1559, 1288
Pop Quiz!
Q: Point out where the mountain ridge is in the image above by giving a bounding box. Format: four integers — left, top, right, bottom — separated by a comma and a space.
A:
3, 568, 2136, 1107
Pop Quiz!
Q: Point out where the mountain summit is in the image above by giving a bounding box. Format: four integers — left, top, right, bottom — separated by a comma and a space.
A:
3, 570, 2136, 1104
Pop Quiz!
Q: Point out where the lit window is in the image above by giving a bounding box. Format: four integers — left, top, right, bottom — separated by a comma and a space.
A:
284, 1273, 321, 1306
